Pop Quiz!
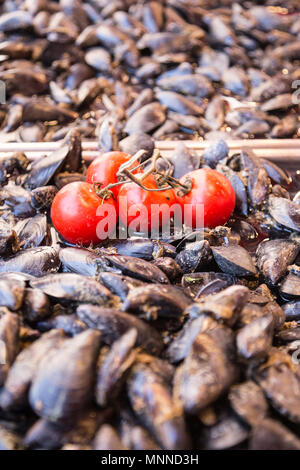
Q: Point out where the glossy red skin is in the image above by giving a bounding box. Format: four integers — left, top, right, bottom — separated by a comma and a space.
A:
178, 168, 235, 228
86, 151, 132, 199
118, 174, 178, 231
51, 182, 116, 245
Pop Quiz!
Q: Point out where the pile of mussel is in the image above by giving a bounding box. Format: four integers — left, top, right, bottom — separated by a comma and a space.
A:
0, 0, 299, 147
0, 130, 299, 450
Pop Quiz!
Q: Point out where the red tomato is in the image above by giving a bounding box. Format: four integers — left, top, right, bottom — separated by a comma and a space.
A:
86, 151, 133, 199
118, 174, 178, 232
178, 168, 235, 228
51, 182, 116, 245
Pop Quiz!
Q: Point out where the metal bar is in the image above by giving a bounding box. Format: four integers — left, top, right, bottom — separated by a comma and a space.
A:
0, 140, 299, 164
0, 139, 299, 152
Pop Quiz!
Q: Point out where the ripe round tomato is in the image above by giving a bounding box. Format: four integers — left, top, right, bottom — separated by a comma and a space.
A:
51, 182, 116, 245
86, 151, 133, 199
178, 168, 235, 228
118, 174, 178, 233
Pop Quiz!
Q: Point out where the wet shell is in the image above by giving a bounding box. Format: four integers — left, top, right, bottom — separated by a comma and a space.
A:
256, 239, 300, 284
29, 330, 101, 423
96, 254, 169, 284
76, 304, 163, 355
0, 313, 20, 386
0, 329, 65, 410
30, 273, 115, 306
123, 284, 193, 320
96, 328, 138, 407
128, 358, 191, 450
212, 245, 257, 277
253, 350, 300, 424
173, 328, 238, 414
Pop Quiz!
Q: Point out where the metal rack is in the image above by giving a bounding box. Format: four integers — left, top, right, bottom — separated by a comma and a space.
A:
0, 139, 299, 166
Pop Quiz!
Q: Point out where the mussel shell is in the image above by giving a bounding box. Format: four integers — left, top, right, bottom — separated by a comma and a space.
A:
212, 245, 257, 277
228, 381, 269, 426
76, 304, 163, 355
30, 273, 115, 306
269, 196, 300, 232
0, 329, 65, 411
96, 328, 138, 407
96, 254, 170, 284
256, 239, 300, 285
0, 313, 20, 386
249, 418, 300, 450
29, 330, 101, 424
123, 284, 193, 319
0, 247, 60, 277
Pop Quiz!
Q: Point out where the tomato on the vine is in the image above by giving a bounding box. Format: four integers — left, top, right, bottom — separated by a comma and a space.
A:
178, 168, 235, 228
51, 182, 116, 245
118, 174, 178, 232
86, 151, 134, 199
